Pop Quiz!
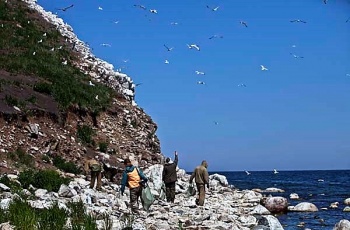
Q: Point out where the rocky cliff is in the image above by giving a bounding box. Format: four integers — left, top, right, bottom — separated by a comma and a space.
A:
0, 0, 161, 175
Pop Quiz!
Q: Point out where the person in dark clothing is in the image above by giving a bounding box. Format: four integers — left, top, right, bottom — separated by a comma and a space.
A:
189, 160, 209, 206
162, 151, 178, 203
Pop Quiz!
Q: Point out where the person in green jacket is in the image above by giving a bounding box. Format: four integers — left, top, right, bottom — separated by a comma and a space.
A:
189, 160, 209, 206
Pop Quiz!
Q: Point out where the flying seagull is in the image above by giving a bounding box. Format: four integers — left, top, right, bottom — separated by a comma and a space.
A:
346, 17, 350, 23
197, 81, 206, 85
323, 0, 328, 4
170, 22, 179, 25
32, 51, 36, 56
261, 65, 268, 71
290, 19, 307, 23
37, 39, 43, 43
245, 171, 251, 175
346, 73, 350, 77
135, 83, 143, 87
238, 84, 247, 87
149, 9, 158, 14
290, 53, 304, 59
95, 95, 99, 100
134, 4, 146, 10
240, 21, 248, 27
214, 121, 219, 125
56, 4, 74, 12
195, 70, 205, 75
98, 6, 103, 10
89, 81, 95, 86
273, 169, 279, 174
100, 43, 111, 47
207, 5, 219, 11
163, 44, 174, 51
164, 59, 169, 64
209, 34, 223, 39
62, 60, 67, 65
187, 44, 200, 51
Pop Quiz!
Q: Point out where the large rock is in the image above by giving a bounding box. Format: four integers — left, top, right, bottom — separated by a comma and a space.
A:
0, 183, 10, 192
210, 174, 229, 186
58, 184, 77, 198
263, 196, 288, 214
255, 215, 284, 230
250, 204, 271, 215
289, 202, 318, 212
344, 198, 350, 205
333, 219, 350, 230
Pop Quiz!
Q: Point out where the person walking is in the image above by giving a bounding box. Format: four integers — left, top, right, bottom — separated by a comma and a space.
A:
84, 156, 102, 190
120, 158, 148, 213
162, 151, 179, 203
189, 160, 209, 206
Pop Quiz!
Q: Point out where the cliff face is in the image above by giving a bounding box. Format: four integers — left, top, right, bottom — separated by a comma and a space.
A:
0, 0, 161, 174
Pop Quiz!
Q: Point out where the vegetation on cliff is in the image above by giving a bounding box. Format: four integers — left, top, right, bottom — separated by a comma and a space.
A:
0, 0, 113, 113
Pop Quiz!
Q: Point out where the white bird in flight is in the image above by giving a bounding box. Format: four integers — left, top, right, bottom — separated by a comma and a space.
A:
290, 19, 307, 23
209, 34, 223, 39
37, 39, 43, 43
195, 70, 205, 75
273, 169, 279, 174
100, 43, 111, 47
346, 73, 350, 77
98, 6, 103, 10
238, 84, 247, 87
187, 44, 200, 51
214, 121, 219, 125
170, 22, 179, 25
197, 81, 206, 85
207, 5, 219, 11
149, 9, 157, 14
245, 171, 251, 175
164, 44, 174, 51
261, 65, 268, 71
164, 59, 169, 64
290, 53, 304, 59
134, 4, 146, 10
95, 95, 99, 100
62, 60, 67, 65
89, 81, 95, 86
240, 21, 248, 27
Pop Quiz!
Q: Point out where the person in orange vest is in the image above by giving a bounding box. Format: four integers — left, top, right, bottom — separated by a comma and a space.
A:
120, 158, 148, 213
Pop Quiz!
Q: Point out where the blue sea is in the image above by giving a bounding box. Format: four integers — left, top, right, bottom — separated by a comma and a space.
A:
214, 170, 350, 230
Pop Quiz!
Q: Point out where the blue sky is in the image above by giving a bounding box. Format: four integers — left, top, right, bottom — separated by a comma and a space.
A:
38, 0, 350, 172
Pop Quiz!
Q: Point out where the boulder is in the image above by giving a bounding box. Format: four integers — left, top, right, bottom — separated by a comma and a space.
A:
58, 184, 77, 198
343, 207, 350, 212
250, 204, 271, 215
264, 187, 285, 193
0, 183, 10, 192
255, 215, 284, 230
210, 174, 229, 186
289, 193, 299, 200
263, 196, 288, 214
344, 198, 350, 205
333, 219, 350, 230
289, 202, 318, 212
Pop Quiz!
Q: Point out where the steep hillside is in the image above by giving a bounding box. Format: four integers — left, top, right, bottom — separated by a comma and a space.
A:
0, 0, 161, 175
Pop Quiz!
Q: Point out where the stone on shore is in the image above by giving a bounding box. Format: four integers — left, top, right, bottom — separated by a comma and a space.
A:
263, 196, 288, 214
288, 202, 318, 212
333, 219, 350, 230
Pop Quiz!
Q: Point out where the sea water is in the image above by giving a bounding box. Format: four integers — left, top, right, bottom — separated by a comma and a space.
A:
213, 170, 350, 229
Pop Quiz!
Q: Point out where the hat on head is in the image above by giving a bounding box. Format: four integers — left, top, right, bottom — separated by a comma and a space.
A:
123, 158, 131, 165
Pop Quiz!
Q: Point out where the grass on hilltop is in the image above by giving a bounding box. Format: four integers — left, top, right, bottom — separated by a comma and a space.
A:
0, 0, 115, 113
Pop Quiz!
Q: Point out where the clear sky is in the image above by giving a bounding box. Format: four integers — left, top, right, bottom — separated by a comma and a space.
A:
38, 0, 350, 172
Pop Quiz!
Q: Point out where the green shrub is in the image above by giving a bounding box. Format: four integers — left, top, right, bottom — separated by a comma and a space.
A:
37, 202, 68, 230
33, 82, 52, 95
7, 198, 37, 230
68, 200, 86, 225
53, 155, 81, 174
7, 148, 35, 167
77, 125, 95, 145
18, 169, 70, 192
41, 154, 50, 162
4, 95, 19, 106
0, 207, 8, 224
26, 95, 37, 104
98, 142, 108, 153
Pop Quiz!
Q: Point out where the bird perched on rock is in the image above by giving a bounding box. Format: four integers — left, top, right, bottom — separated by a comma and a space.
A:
56, 4, 74, 12
187, 44, 200, 51
290, 19, 307, 23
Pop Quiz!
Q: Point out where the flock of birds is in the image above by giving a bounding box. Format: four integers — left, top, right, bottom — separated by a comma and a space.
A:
52, 1, 350, 90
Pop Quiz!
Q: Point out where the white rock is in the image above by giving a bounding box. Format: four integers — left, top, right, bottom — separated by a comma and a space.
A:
264, 187, 285, 193
250, 204, 271, 215
34, 189, 48, 198
0, 198, 12, 210
210, 173, 229, 186
289, 202, 318, 212
344, 198, 350, 205
289, 193, 299, 200
333, 219, 350, 230
0, 183, 10, 191
58, 184, 77, 198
